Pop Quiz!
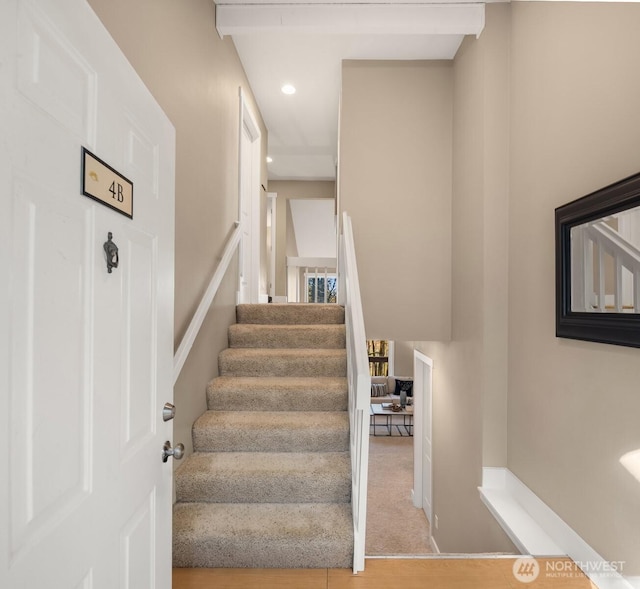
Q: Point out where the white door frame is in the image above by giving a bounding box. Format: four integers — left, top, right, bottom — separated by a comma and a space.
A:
238, 89, 261, 304
413, 350, 433, 529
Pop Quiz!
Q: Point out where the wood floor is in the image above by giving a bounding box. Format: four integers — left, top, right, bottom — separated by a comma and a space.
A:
173, 557, 599, 589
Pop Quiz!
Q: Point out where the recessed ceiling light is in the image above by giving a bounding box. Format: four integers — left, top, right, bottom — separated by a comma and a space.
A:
266, 156, 273, 163
281, 84, 296, 95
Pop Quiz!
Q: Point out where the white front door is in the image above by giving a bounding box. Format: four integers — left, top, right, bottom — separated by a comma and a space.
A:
0, 1, 175, 588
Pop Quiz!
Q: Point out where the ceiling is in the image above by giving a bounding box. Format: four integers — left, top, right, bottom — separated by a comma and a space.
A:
216, 0, 487, 181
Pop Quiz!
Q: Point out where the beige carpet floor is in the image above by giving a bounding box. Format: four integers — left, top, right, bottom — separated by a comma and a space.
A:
365, 434, 433, 556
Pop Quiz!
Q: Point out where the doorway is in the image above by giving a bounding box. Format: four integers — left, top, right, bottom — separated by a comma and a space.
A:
238, 90, 261, 304
266, 192, 277, 298
365, 347, 434, 556
413, 350, 433, 530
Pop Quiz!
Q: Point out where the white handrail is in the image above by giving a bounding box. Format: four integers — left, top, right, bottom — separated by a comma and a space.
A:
173, 222, 241, 385
339, 212, 371, 573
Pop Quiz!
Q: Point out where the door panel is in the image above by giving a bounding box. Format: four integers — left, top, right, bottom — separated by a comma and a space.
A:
120, 228, 157, 453
120, 491, 156, 589
10, 185, 93, 557
16, 1, 97, 145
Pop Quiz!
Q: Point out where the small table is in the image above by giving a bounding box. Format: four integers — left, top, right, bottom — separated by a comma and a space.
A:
370, 404, 414, 436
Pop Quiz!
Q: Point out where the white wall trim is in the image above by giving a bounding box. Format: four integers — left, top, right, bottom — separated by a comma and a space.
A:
413, 350, 433, 368
216, 4, 485, 37
286, 256, 336, 269
480, 467, 637, 589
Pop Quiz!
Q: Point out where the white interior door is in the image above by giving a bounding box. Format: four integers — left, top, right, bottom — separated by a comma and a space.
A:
0, 1, 175, 587
421, 360, 433, 524
239, 120, 253, 304
267, 192, 277, 298
238, 91, 261, 304
413, 351, 433, 528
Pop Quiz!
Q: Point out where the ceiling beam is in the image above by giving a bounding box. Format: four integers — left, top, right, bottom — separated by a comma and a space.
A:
216, 3, 485, 38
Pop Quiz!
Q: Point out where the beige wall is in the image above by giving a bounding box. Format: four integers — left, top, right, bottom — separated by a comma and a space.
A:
414, 3, 514, 553
340, 61, 452, 342
392, 341, 414, 378
268, 180, 335, 298
419, 1, 640, 567
88, 0, 268, 456
508, 2, 640, 571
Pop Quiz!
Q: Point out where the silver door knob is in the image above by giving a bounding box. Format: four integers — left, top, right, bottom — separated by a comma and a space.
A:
162, 402, 176, 422
162, 441, 185, 463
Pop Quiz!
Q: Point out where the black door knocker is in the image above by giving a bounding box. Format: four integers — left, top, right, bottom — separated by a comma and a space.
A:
103, 232, 119, 273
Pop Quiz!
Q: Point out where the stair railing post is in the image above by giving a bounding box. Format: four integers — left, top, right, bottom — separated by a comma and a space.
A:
340, 212, 371, 573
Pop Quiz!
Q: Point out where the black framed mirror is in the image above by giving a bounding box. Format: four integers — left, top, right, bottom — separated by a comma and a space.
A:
556, 172, 640, 348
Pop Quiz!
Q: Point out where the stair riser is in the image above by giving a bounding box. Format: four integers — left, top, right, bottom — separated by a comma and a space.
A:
193, 429, 349, 453
219, 355, 347, 378
207, 377, 349, 411
208, 389, 348, 412
173, 502, 353, 569
236, 303, 345, 325
228, 324, 346, 349
173, 537, 353, 569
176, 474, 350, 504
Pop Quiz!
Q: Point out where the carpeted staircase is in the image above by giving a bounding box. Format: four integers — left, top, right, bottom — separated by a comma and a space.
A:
173, 303, 354, 568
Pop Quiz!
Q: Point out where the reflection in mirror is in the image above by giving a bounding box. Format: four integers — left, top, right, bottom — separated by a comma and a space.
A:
570, 205, 640, 313
556, 171, 640, 347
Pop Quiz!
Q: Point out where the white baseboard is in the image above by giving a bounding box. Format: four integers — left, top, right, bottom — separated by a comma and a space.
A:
480, 467, 635, 589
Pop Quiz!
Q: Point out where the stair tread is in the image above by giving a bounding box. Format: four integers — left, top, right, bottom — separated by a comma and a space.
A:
173, 502, 353, 568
